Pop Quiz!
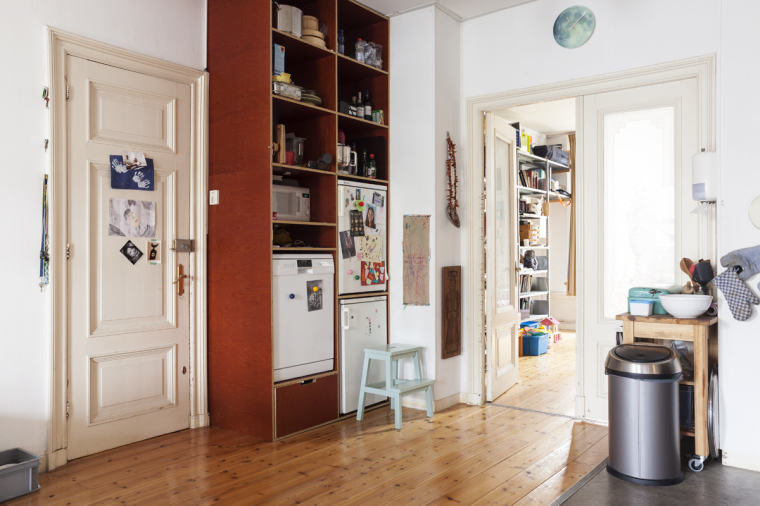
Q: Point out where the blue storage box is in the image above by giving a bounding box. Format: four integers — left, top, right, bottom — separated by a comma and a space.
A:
521, 321, 540, 329
523, 334, 549, 356
627, 287, 670, 315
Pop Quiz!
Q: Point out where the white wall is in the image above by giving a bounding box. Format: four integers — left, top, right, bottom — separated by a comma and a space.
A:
0, 0, 205, 458
389, 6, 461, 406
718, 0, 760, 471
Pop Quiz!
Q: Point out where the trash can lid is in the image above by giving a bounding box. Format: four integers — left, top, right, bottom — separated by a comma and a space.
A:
605, 344, 682, 380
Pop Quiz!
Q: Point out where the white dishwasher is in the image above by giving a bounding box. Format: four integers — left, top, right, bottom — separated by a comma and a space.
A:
340, 296, 387, 414
273, 254, 335, 382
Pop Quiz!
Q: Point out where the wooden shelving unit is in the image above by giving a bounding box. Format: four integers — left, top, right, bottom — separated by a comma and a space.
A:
208, 0, 389, 441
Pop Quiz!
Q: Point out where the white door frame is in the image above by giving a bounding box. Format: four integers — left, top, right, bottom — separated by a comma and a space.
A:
45, 26, 209, 470
464, 54, 716, 408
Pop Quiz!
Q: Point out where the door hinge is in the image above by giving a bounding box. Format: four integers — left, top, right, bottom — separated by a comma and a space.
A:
66, 243, 70, 260
66, 85, 69, 100
66, 402, 70, 419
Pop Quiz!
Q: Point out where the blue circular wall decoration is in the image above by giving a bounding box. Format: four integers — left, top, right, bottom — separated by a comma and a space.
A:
553, 6, 595, 49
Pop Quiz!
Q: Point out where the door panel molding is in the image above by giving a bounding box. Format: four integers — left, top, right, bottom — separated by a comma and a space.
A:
465, 54, 716, 408
46, 26, 208, 471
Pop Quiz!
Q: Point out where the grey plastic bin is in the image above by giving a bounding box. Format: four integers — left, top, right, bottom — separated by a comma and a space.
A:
0, 448, 41, 502
605, 344, 683, 486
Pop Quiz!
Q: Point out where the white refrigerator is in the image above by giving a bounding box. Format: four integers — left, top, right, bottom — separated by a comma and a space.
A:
337, 180, 387, 295
340, 296, 387, 414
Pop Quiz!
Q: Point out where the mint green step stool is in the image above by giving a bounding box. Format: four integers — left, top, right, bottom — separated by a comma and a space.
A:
356, 343, 435, 429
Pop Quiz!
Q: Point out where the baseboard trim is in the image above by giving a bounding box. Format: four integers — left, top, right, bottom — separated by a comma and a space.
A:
723, 450, 760, 472
559, 323, 576, 331
399, 391, 464, 413
43, 448, 67, 472
191, 413, 210, 429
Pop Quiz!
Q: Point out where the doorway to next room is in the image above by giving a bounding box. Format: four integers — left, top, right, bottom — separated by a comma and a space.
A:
485, 98, 579, 418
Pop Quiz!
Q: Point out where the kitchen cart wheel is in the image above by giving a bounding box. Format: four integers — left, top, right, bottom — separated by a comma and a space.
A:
688, 456, 705, 472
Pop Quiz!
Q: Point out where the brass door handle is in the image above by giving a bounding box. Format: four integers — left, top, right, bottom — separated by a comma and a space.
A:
173, 264, 188, 296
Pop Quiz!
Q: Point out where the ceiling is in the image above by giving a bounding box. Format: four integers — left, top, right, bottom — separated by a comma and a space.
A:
358, 0, 535, 20
494, 98, 576, 136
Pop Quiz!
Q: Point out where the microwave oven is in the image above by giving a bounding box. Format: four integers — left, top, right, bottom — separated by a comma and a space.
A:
273, 186, 310, 222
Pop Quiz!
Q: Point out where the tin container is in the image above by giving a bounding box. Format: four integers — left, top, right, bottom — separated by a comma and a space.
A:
275, 3, 302, 38
273, 81, 302, 100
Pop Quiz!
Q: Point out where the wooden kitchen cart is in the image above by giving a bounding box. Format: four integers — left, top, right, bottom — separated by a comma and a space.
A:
616, 312, 718, 470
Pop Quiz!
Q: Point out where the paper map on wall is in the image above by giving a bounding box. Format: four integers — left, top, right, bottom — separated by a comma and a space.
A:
359, 235, 383, 262
108, 198, 155, 237
402, 215, 430, 306
361, 261, 385, 285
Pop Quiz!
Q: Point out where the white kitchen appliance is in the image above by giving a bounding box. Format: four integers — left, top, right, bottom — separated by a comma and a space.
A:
273, 254, 334, 382
273, 185, 310, 222
337, 180, 387, 295
340, 296, 387, 414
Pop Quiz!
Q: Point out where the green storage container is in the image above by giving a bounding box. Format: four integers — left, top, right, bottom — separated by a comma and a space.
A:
627, 287, 670, 315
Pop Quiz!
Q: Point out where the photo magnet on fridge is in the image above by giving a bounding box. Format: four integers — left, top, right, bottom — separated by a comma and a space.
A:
339, 231, 356, 259
307, 280, 323, 312
372, 192, 384, 207
349, 210, 365, 237
364, 204, 377, 229
110, 154, 154, 191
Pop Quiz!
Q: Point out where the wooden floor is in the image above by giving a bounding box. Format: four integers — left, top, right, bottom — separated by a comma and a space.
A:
14, 333, 608, 506
493, 331, 577, 417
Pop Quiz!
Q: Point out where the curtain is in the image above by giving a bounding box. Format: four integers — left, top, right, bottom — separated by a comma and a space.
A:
567, 134, 577, 296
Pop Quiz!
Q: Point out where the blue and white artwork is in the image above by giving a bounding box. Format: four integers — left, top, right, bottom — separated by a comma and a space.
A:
110, 155, 154, 191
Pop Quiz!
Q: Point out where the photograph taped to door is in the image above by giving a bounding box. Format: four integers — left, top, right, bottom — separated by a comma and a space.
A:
109, 198, 155, 237
119, 240, 143, 265
148, 239, 161, 264
307, 280, 323, 312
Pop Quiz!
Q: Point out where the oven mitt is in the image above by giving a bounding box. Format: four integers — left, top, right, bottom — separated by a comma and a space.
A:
720, 245, 760, 281
712, 269, 760, 321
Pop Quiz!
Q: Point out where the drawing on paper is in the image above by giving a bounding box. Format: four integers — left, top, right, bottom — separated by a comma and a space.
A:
361, 261, 386, 285
360, 235, 383, 263
108, 198, 155, 237
403, 215, 431, 306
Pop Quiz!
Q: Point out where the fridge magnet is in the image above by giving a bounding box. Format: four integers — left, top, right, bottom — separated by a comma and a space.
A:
361, 261, 386, 285
120, 240, 143, 265
307, 280, 323, 312
108, 198, 156, 237
148, 239, 161, 264
364, 204, 377, 229
360, 235, 383, 263
402, 215, 431, 306
110, 154, 154, 191
349, 210, 365, 237
339, 231, 356, 259
372, 192, 384, 207
355, 188, 361, 201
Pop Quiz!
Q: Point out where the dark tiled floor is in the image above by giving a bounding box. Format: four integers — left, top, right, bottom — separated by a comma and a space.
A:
562, 454, 760, 506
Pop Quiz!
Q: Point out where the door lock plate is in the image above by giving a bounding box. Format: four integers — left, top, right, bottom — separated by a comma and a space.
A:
172, 239, 194, 252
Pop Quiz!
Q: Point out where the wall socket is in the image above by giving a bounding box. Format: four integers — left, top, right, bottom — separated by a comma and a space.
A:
210, 190, 219, 205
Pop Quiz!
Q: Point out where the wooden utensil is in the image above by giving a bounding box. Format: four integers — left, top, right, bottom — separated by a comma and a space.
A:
680, 258, 700, 291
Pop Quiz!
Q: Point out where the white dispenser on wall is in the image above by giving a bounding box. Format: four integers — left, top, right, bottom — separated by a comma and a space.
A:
692, 150, 717, 202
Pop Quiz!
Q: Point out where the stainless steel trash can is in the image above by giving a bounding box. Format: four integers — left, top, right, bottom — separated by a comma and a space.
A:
605, 344, 683, 485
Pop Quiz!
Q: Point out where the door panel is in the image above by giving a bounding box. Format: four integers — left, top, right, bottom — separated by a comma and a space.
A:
581, 79, 699, 420
485, 113, 520, 402
68, 56, 192, 459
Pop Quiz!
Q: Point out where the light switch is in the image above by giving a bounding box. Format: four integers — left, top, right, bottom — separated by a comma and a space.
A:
210, 190, 219, 205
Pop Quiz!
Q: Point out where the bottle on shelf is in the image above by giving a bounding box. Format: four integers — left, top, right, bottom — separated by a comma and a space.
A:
351, 96, 358, 116
355, 38, 365, 63
364, 90, 372, 120
357, 92, 364, 120
361, 150, 368, 177
338, 30, 345, 55
367, 154, 376, 179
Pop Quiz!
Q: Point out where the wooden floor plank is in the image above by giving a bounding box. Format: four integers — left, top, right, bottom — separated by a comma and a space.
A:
9, 333, 610, 506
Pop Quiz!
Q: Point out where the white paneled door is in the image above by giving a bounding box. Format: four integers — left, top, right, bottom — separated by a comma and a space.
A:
485, 113, 520, 401
67, 56, 192, 459
581, 78, 700, 420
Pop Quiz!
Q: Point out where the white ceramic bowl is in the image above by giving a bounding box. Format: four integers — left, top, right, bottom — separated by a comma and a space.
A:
659, 294, 712, 318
